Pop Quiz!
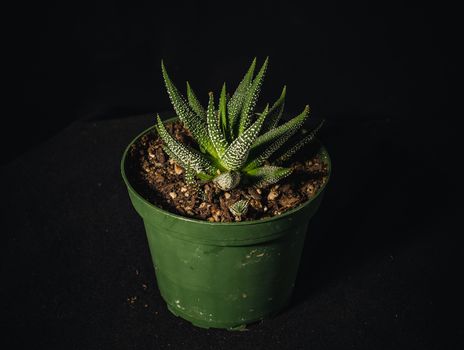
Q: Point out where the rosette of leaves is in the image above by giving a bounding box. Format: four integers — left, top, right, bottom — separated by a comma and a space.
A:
156, 58, 324, 191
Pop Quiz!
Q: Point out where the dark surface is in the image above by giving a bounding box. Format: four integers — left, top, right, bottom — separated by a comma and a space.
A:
1, 113, 461, 349
3, 1, 461, 348
7, 1, 459, 163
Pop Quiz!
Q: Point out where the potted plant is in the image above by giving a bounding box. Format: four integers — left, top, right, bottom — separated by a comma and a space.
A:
121, 58, 331, 330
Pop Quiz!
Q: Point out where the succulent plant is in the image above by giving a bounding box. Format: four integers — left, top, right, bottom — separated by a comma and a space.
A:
229, 199, 250, 220
156, 58, 324, 191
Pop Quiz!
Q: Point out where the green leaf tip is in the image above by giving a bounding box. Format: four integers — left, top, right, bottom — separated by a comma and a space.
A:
244, 105, 310, 170
275, 118, 324, 164
186, 81, 206, 120
238, 57, 269, 134
228, 58, 257, 138
219, 83, 227, 134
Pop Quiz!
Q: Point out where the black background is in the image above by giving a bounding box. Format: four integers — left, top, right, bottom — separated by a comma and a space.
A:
2, 1, 461, 349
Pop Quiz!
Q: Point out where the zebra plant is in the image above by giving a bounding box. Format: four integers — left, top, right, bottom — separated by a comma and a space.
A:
156, 57, 324, 191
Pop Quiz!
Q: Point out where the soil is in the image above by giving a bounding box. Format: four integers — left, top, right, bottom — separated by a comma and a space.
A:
125, 121, 329, 222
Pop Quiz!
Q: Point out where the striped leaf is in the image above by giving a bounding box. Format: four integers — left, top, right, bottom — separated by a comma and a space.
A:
246, 165, 293, 188
275, 119, 325, 164
238, 57, 269, 134
155, 115, 217, 175
161, 61, 214, 155
227, 58, 256, 138
244, 105, 310, 170
220, 110, 268, 170
162, 144, 187, 169
229, 199, 250, 218
186, 81, 206, 119
206, 92, 229, 157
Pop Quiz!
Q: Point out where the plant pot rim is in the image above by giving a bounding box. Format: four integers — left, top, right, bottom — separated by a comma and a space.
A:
121, 117, 332, 226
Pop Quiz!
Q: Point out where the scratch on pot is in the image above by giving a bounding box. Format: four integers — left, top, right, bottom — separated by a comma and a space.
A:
193, 247, 203, 259
175, 300, 186, 310
191, 306, 208, 317
226, 294, 239, 301
203, 246, 224, 256
240, 249, 268, 267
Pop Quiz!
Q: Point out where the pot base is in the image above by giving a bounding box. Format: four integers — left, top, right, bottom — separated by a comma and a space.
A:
166, 302, 285, 330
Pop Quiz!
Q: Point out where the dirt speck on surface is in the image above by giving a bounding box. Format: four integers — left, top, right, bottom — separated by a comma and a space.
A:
125, 121, 329, 222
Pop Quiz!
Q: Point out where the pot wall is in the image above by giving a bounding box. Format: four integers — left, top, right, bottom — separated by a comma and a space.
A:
128, 188, 324, 328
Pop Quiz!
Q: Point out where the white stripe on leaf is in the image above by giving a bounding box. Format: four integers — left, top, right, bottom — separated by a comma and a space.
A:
206, 92, 229, 157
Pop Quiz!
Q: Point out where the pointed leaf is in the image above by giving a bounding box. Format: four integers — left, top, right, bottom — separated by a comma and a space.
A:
207, 92, 229, 157
238, 57, 269, 134
275, 119, 325, 164
186, 81, 206, 119
244, 105, 310, 170
219, 83, 228, 135
261, 103, 270, 115
246, 165, 293, 188
161, 61, 214, 155
227, 58, 256, 138
261, 86, 286, 133
155, 115, 217, 174
220, 111, 268, 170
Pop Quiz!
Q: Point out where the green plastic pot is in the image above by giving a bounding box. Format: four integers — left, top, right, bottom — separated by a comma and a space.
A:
121, 118, 331, 329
